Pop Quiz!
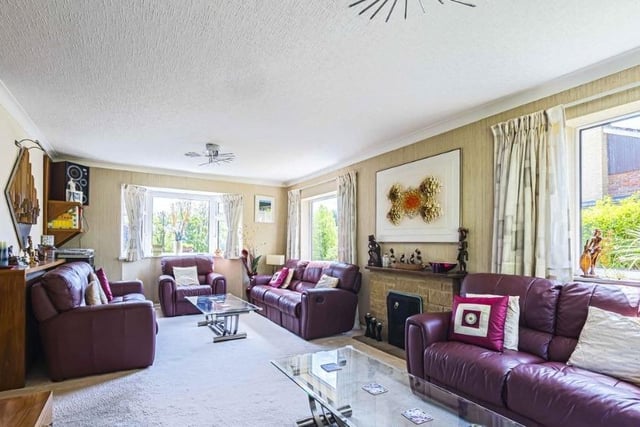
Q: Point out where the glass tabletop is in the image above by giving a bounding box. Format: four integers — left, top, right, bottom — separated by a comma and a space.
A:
185, 293, 260, 315
271, 345, 522, 427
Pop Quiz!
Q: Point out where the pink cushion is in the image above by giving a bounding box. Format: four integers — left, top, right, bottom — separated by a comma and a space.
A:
449, 295, 509, 351
95, 268, 113, 301
269, 268, 290, 287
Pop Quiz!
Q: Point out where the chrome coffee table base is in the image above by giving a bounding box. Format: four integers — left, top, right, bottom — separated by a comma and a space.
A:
296, 396, 352, 427
197, 313, 246, 342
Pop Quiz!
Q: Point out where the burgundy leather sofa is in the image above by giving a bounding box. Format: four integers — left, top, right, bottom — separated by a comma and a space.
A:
247, 259, 361, 339
31, 262, 156, 381
406, 272, 640, 427
158, 255, 226, 317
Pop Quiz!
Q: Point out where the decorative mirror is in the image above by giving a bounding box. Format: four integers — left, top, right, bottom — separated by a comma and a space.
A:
4, 147, 40, 248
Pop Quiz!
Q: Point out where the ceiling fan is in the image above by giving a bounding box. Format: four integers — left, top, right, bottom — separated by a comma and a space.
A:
184, 143, 235, 166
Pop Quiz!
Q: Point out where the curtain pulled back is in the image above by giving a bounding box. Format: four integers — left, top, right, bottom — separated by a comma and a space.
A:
337, 171, 357, 264
123, 184, 148, 262
222, 194, 243, 259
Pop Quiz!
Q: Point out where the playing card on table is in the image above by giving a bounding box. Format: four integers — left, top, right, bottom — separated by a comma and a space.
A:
401, 408, 434, 424
362, 382, 388, 395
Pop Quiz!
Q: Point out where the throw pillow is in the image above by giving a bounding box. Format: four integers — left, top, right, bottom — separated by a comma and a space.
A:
449, 295, 509, 352
172, 266, 200, 286
568, 306, 640, 386
89, 272, 108, 304
95, 268, 113, 301
85, 279, 103, 306
269, 268, 290, 287
467, 293, 520, 351
281, 268, 295, 289
315, 274, 340, 288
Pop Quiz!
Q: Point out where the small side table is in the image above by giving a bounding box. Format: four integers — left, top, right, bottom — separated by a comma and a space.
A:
0, 390, 53, 426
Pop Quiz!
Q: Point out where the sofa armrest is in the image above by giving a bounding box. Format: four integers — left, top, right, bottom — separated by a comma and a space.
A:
300, 288, 358, 340
158, 274, 177, 316
405, 312, 452, 379
38, 301, 156, 381
205, 272, 227, 294
110, 279, 144, 297
253, 274, 272, 286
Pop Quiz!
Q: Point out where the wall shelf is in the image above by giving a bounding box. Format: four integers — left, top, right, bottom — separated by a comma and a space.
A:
365, 265, 467, 280
43, 157, 84, 246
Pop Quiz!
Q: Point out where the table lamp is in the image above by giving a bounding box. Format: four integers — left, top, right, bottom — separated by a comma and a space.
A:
266, 254, 285, 274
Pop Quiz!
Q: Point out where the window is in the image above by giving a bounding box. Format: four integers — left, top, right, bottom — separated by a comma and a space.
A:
301, 192, 338, 261
578, 113, 640, 279
121, 186, 229, 258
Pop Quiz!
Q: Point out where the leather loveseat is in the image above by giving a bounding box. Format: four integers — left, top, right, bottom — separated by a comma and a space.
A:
406, 272, 640, 427
31, 262, 156, 381
158, 255, 226, 317
247, 259, 361, 339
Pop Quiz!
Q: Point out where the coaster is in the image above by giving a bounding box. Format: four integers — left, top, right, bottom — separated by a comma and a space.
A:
401, 408, 433, 424
362, 382, 388, 395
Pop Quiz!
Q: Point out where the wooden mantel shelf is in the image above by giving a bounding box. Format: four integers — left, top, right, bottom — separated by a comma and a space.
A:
365, 265, 467, 280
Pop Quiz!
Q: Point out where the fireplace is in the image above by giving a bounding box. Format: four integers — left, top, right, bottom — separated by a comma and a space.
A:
387, 291, 422, 349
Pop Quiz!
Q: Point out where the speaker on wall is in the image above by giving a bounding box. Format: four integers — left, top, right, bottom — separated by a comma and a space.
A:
49, 161, 90, 205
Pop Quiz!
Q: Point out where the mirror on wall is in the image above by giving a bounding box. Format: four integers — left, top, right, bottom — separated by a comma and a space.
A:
4, 147, 40, 248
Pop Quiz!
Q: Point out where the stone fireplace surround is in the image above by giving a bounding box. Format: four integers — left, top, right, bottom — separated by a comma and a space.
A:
366, 266, 466, 341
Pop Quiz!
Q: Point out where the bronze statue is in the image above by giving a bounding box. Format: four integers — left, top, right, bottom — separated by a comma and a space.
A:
367, 234, 382, 267
457, 227, 469, 272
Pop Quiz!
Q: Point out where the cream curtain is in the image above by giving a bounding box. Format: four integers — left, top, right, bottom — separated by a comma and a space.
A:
337, 171, 357, 264
123, 184, 148, 262
222, 194, 243, 259
286, 189, 301, 260
491, 106, 572, 280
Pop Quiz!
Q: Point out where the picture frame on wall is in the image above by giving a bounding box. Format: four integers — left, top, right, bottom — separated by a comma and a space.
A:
375, 149, 461, 242
255, 195, 275, 223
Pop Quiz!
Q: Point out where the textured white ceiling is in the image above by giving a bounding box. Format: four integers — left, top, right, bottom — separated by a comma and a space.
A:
1, 1, 640, 185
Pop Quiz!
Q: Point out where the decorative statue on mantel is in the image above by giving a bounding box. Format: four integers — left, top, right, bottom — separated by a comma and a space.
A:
457, 227, 469, 272
367, 234, 382, 267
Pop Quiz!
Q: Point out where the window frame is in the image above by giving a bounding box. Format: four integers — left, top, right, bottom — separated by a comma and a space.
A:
301, 191, 338, 261
120, 185, 227, 258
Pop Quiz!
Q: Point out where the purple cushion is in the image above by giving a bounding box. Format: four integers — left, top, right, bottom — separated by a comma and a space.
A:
269, 268, 289, 287
449, 295, 508, 351
95, 268, 113, 301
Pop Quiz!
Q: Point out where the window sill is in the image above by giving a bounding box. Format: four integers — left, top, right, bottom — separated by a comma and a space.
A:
573, 275, 640, 288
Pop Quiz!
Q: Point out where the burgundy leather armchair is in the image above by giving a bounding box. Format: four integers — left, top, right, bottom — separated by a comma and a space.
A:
158, 255, 226, 317
30, 262, 156, 381
406, 273, 640, 427
247, 260, 361, 340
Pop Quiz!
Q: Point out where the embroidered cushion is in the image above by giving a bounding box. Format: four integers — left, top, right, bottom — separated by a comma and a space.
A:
269, 268, 290, 287
281, 268, 295, 289
467, 293, 520, 351
95, 268, 113, 301
449, 295, 509, 352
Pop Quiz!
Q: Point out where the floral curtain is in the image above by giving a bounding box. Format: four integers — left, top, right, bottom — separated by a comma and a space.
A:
338, 171, 357, 264
286, 189, 301, 260
222, 194, 243, 259
123, 184, 148, 262
491, 105, 571, 280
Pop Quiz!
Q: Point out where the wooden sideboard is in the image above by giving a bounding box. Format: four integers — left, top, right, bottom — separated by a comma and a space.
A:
0, 260, 64, 391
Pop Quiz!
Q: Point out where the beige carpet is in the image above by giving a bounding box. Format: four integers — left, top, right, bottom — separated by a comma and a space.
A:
4, 311, 403, 426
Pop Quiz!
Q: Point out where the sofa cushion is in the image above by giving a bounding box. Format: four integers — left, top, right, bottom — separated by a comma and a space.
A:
567, 306, 640, 386
281, 268, 295, 289
110, 293, 147, 303
174, 284, 213, 300
95, 268, 113, 301
302, 261, 331, 283
269, 268, 289, 287
449, 295, 508, 352
549, 282, 640, 362
42, 262, 94, 312
424, 341, 544, 407
461, 273, 560, 359
85, 279, 103, 305
275, 290, 302, 317
173, 266, 200, 286
506, 362, 640, 427
468, 293, 520, 351
161, 255, 215, 283
315, 274, 339, 288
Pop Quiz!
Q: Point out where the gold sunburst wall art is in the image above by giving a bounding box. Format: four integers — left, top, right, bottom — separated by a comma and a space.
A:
386, 177, 442, 225
376, 149, 460, 242
348, 0, 477, 23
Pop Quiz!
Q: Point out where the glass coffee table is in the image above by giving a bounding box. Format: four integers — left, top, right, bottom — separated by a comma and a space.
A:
271, 346, 522, 427
185, 294, 261, 343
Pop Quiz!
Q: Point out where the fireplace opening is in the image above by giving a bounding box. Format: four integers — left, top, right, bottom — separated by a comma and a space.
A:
387, 291, 423, 349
